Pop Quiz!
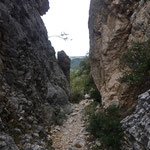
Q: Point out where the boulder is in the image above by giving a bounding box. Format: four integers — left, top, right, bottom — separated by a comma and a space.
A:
121, 89, 150, 150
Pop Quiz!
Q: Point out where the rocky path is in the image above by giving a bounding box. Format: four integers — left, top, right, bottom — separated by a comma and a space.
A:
51, 100, 90, 150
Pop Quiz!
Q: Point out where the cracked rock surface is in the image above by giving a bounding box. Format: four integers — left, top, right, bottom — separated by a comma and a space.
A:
0, 0, 70, 149
121, 89, 150, 150
89, 0, 150, 107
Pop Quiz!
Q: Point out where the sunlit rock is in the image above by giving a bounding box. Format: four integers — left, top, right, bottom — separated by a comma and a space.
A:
89, 0, 150, 107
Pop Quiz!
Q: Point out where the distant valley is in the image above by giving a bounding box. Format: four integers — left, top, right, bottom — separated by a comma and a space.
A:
70, 56, 85, 70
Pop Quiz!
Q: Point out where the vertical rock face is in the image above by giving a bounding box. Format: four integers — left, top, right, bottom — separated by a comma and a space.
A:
58, 50, 71, 82
89, 1, 150, 149
89, 0, 150, 107
0, 0, 71, 148
121, 89, 150, 150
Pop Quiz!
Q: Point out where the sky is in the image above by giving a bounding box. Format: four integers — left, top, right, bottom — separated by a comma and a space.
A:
42, 0, 91, 56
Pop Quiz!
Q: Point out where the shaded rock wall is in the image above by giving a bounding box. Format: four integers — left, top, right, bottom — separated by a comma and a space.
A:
0, 133, 19, 150
89, 0, 150, 107
0, 0, 71, 149
121, 89, 150, 150
58, 50, 71, 82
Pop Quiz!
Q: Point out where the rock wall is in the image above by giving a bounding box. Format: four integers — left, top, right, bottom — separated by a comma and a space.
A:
89, 0, 150, 107
58, 50, 71, 82
0, 0, 71, 149
121, 89, 150, 150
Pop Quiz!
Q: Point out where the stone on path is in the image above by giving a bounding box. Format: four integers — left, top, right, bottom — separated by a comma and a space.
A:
74, 141, 82, 148
51, 100, 90, 150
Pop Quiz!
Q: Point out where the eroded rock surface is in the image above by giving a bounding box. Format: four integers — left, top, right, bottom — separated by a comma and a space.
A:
0, 0, 70, 149
58, 50, 71, 82
89, 0, 150, 107
0, 133, 19, 150
121, 89, 150, 150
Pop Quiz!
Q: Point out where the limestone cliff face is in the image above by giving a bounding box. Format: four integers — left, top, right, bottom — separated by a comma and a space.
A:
89, 0, 150, 107
0, 0, 70, 149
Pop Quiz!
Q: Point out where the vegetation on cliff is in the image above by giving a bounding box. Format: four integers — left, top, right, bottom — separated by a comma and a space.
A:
119, 40, 150, 86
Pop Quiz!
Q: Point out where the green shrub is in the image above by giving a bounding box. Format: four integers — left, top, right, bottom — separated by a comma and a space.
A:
87, 106, 123, 150
83, 101, 99, 116
70, 71, 85, 103
119, 40, 150, 85
70, 56, 101, 103
70, 88, 84, 103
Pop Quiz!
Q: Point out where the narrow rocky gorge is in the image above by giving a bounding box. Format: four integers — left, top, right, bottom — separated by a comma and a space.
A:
1, 0, 150, 150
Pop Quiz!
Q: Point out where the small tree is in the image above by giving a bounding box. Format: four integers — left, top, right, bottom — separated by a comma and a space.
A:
119, 40, 150, 86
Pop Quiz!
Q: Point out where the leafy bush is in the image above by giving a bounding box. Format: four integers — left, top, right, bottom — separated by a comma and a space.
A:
87, 106, 123, 150
83, 101, 99, 116
70, 70, 85, 103
70, 56, 101, 103
119, 40, 150, 85
70, 87, 84, 103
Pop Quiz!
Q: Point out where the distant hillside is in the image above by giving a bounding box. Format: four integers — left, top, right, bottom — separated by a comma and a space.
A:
70, 56, 85, 70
